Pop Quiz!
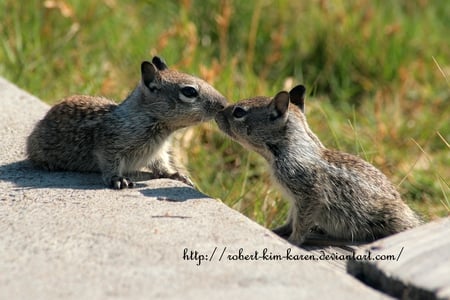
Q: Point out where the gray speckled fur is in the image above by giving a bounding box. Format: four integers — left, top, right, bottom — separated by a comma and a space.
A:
27, 57, 227, 189
215, 85, 421, 245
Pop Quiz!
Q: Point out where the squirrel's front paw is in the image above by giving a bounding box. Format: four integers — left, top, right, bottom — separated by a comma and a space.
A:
168, 172, 194, 187
110, 176, 135, 189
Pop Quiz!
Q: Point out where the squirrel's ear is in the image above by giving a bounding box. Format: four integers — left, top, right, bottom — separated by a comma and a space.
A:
289, 85, 306, 112
141, 61, 157, 87
152, 56, 168, 71
270, 91, 290, 120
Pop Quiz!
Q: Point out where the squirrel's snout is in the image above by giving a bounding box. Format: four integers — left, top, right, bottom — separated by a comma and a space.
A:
218, 103, 228, 111
217, 96, 228, 110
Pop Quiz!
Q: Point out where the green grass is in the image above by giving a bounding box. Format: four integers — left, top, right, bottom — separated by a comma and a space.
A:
1, 0, 448, 227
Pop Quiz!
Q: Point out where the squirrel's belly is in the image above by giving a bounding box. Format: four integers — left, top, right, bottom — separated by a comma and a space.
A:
119, 142, 162, 173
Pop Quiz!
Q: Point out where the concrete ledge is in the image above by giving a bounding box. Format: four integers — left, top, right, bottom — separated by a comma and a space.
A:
348, 217, 450, 299
0, 77, 388, 299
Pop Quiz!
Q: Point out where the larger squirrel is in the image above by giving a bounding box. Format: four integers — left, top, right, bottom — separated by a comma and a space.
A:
215, 85, 421, 245
27, 56, 227, 189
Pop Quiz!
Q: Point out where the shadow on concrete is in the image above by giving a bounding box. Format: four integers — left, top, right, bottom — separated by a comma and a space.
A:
0, 160, 105, 190
140, 187, 210, 202
0, 160, 209, 201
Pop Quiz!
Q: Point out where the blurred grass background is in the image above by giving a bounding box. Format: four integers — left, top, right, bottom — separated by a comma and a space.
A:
1, 0, 448, 227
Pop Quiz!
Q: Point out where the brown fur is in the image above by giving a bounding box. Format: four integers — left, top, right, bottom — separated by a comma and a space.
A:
215, 85, 422, 245
27, 57, 227, 189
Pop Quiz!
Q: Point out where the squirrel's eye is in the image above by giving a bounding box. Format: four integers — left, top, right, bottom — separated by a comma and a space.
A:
232, 106, 247, 119
179, 85, 199, 103
181, 86, 199, 98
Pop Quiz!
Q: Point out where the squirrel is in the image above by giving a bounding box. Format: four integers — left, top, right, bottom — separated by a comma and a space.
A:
215, 85, 422, 245
27, 56, 228, 189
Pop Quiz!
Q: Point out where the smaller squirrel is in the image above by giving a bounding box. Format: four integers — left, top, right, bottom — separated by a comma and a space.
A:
215, 85, 422, 245
27, 56, 227, 189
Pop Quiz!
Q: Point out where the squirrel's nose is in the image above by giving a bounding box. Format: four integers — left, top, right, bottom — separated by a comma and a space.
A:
217, 103, 229, 112
217, 95, 228, 110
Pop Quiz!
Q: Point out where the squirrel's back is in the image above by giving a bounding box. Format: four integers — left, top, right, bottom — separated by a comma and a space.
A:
317, 148, 420, 240
27, 95, 116, 172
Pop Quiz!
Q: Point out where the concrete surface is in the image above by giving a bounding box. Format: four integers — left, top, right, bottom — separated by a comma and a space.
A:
348, 217, 450, 300
0, 77, 389, 299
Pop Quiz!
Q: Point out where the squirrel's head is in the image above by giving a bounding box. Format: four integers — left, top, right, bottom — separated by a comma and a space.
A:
215, 85, 315, 161
137, 56, 228, 129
